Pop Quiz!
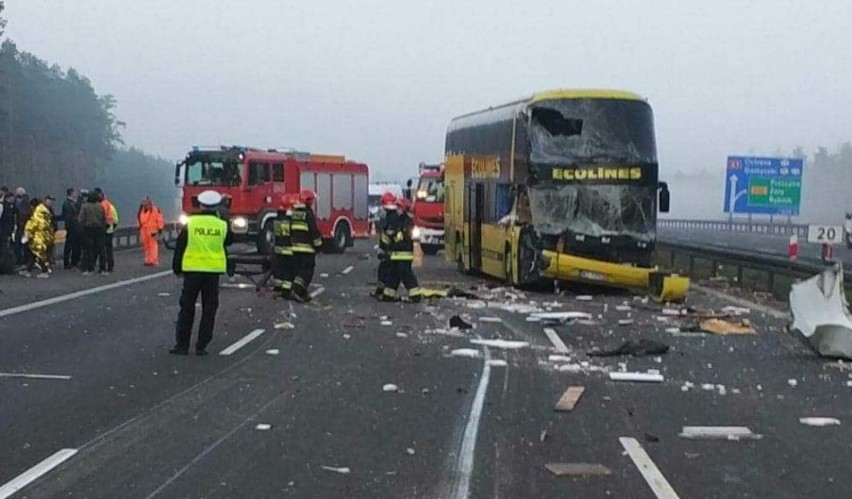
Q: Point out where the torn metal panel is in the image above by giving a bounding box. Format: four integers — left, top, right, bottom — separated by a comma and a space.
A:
790, 263, 852, 359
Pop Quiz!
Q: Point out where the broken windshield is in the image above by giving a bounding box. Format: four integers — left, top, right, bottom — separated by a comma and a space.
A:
529, 98, 656, 166
185, 156, 242, 187
528, 184, 654, 240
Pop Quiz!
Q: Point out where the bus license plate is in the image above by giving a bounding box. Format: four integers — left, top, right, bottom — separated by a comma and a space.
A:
579, 270, 607, 282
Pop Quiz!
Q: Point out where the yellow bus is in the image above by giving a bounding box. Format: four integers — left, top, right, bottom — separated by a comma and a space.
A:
444, 89, 688, 301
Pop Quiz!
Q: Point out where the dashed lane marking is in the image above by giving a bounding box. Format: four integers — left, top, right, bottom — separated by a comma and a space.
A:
451, 342, 493, 499
542, 328, 569, 353
619, 437, 680, 499
218, 329, 265, 356
0, 448, 78, 499
0, 271, 171, 319
0, 373, 72, 381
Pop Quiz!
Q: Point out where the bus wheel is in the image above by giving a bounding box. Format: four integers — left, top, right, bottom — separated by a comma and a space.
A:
329, 221, 350, 254
257, 220, 274, 255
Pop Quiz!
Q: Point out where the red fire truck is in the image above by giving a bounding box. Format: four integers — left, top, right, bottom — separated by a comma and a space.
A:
175, 146, 369, 254
410, 163, 445, 255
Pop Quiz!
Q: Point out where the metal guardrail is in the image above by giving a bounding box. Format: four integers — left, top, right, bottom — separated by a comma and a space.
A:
54, 224, 178, 251
658, 218, 808, 238
656, 240, 849, 299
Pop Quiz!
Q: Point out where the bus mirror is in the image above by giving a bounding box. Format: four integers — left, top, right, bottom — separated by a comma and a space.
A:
658, 182, 670, 213
406, 179, 413, 188
174, 161, 183, 186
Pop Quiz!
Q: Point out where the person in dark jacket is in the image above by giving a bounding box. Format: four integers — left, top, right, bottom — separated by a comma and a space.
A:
289, 189, 323, 302
78, 192, 106, 275
383, 198, 422, 302
61, 188, 81, 269
13, 187, 31, 267
0, 186, 16, 273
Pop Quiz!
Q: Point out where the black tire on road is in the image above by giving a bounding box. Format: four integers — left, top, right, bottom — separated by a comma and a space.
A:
329, 222, 350, 254
257, 219, 275, 255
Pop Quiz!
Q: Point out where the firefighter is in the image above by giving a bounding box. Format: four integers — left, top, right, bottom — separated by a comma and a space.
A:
171, 190, 232, 355
373, 191, 400, 300
290, 189, 323, 302
386, 197, 423, 302
272, 193, 296, 298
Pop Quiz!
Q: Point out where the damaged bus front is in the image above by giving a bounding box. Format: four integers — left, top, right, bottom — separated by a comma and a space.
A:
445, 89, 688, 301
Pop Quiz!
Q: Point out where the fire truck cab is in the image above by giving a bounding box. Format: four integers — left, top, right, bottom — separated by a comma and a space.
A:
176, 146, 369, 254
410, 162, 445, 255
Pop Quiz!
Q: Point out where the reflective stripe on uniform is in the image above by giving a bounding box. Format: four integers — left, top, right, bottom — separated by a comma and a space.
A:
313, 237, 323, 247
274, 248, 294, 255
281, 281, 292, 290
290, 222, 309, 231
409, 287, 423, 296
294, 276, 306, 287
291, 243, 316, 254
390, 251, 414, 261
382, 287, 397, 297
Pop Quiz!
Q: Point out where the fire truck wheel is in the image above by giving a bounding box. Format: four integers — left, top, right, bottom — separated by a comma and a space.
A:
257, 220, 275, 255
329, 221, 351, 253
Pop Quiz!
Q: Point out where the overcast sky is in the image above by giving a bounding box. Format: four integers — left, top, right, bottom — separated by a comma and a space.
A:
5, 0, 851, 180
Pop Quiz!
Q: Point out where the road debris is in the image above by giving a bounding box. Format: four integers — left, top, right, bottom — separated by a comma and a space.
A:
698, 318, 756, 335
470, 339, 529, 350
790, 263, 852, 359
487, 359, 508, 367
608, 372, 664, 383
450, 348, 482, 359
799, 417, 841, 427
0, 373, 72, 380
788, 379, 798, 387
450, 315, 473, 329
722, 306, 751, 316
255, 424, 272, 431
342, 334, 351, 340
381, 321, 393, 327
395, 332, 408, 338
479, 316, 503, 323
575, 295, 594, 301
382, 384, 399, 392
616, 305, 632, 312
265, 349, 280, 355
157, 292, 170, 297
274, 321, 295, 330
679, 426, 763, 440
618, 319, 634, 326
554, 386, 585, 412
529, 311, 593, 323
588, 339, 670, 358
320, 466, 351, 474
406, 447, 416, 455
545, 463, 612, 477
540, 429, 548, 442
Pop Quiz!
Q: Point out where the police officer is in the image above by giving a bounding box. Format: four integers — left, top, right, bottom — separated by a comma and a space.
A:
290, 189, 323, 302
171, 190, 232, 355
272, 193, 295, 298
373, 191, 400, 300
386, 197, 422, 302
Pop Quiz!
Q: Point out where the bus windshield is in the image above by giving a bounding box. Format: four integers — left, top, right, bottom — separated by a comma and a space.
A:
185, 157, 242, 186
528, 184, 654, 240
529, 98, 657, 166
416, 178, 444, 203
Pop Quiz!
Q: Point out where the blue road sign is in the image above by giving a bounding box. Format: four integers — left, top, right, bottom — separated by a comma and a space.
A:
723, 156, 803, 216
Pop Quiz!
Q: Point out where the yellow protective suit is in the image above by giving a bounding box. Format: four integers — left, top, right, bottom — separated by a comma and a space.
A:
24, 203, 55, 270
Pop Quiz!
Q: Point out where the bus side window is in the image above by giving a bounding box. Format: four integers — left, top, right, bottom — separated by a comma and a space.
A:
248, 162, 270, 186
272, 163, 284, 182
495, 184, 512, 221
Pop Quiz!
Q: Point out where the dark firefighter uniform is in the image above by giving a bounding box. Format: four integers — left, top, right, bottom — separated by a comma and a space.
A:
272, 207, 294, 298
171, 191, 232, 355
383, 209, 422, 302
290, 203, 323, 302
374, 207, 400, 299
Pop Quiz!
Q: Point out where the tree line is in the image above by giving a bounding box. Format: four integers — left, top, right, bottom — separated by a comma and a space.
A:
0, 2, 176, 223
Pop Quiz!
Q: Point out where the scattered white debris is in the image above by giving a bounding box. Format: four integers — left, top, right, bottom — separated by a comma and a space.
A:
470, 339, 529, 350
679, 426, 763, 440
788, 379, 798, 387
265, 349, 280, 355
320, 273, 329, 278
665, 327, 682, 334
395, 332, 408, 338
382, 384, 399, 392
799, 417, 841, 427
549, 355, 574, 363
661, 308, 682, 316
255, 424, 272, 431
406, 448, 416, 456
381, 321, 393, 326
487, 359, 508, 367
157, 292, 170, 297
341, 265, 354, 275
701, 384, 716, 391
847, 380, 852, 387
608, 372, 664, 383
450, 348, 482, 359
655, 316, 670, 322
616, 305, 632, 312
320, 466, 351, 474
479, 317, 503, 323
575, 295, 593, 301
757, 384, 763, 391
722, 306, 751, 316
618, 319, 634, 326
732, 388, 741, 394
529, 311, 592, 322
681, 385, 689, 392
274, 322, 295, 330
647, 369, 661, 376
580, 361, 590, 368
342, 334, 351, 340
653, 356, 662, 363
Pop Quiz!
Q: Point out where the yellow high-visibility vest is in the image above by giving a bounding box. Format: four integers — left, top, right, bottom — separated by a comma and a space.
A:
182, 215, 227, 273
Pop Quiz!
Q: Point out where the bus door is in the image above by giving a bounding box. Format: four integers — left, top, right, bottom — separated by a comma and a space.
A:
467, 182, 484, 272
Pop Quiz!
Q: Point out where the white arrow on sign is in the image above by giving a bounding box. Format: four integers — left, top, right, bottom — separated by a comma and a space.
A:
727, 174, 748, 213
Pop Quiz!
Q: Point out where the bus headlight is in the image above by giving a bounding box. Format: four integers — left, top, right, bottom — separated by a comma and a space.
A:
412, 226, 422, 240
231, 217, 248, 232
178, 213, 189, 226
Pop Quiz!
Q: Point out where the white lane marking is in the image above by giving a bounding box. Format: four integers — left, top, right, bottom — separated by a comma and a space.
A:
619, 437, 680, 499
341, 265, 354, 275
310, 286, 326, 298
0, 271, 171, 319
0, 448, 78, 499
218, 329, 265, 356
0, 373, 72, 380
542, 328, 569, 353
452, 344, 493, 499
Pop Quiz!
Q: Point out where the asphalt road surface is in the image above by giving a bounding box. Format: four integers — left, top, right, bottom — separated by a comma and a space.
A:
659, 227, 852, 265
1, 242, 850, 498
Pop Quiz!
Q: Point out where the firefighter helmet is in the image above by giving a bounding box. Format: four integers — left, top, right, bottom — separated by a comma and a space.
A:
279, 193, 295, 211
381, 191, 397, 209
397, 197, 412, 213
299, 189, 317, 206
